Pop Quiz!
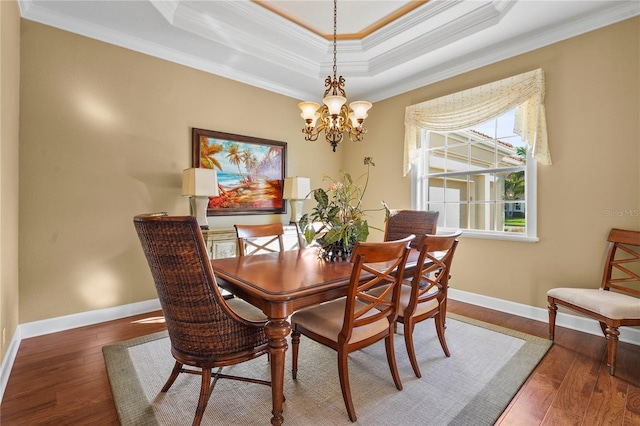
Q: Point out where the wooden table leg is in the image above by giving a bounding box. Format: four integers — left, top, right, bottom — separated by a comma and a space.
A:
264, 319, 290, 426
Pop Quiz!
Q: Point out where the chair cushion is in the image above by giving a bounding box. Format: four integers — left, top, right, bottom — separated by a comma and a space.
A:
368, 282, 439, 318
547, 288, 640, 320
226, 298, 268, 322
291, 298, 389, 344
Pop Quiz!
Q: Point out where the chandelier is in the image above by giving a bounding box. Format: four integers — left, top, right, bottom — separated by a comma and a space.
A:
298, 0, 372, 152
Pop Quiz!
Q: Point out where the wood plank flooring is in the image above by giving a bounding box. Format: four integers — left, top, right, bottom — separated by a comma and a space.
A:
1, 300, 638, 425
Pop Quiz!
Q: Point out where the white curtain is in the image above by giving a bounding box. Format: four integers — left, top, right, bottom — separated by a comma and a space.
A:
403, 68, 551, 176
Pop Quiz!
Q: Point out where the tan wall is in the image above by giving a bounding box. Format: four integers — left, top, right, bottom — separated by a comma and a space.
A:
348, 17, 640, 309
18, 21, 343, 323
16, 16, 640, 326
1, 0, 21, 363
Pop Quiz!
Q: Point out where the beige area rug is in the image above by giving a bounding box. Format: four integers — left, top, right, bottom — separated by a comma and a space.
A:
103, 314, 551, 425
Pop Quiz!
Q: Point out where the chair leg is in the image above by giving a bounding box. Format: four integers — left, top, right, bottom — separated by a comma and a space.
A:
547, 300, 558, 341
604, 325, 620, 376
291, 330, 300, 380
442, 295, 448, 329
192, 367, 212, 426
337, 347, 357, 422
161, 361, 183, 392
434, 312, 451, 357
403, 320, 421, 378
598, 321, 607, 336
384, 333, 403, 391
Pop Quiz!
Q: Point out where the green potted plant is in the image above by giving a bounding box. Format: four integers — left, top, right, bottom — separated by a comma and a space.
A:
298, 157, 377, 261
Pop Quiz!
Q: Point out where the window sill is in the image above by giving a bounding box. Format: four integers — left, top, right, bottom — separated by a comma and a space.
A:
438, 228, 539, 243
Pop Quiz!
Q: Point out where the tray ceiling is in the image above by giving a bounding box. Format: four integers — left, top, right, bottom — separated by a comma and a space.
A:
18, 0, 640, 102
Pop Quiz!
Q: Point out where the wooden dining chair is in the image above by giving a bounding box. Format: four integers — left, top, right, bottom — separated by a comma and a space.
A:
384, 209, 440, 249
369, 230, 462, 378
133, 214, 270, 426
290, 235, 414, 422
235, 223, 285, 256
548, 228, 640, 376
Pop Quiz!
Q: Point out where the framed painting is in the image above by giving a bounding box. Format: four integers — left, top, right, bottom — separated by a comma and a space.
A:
192, 128, 287, 216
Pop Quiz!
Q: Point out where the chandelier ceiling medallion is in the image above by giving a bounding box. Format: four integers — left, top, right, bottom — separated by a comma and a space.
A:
298, 0, 372, 152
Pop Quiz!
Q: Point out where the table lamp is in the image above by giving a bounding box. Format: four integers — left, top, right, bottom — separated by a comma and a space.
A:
283, 176, 311, 224
182, 168, 219, 229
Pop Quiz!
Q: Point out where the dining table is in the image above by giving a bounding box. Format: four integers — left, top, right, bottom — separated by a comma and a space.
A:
211, 246, 419, 426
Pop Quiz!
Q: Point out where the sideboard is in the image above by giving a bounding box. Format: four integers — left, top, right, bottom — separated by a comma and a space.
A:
202, 224, 304, 259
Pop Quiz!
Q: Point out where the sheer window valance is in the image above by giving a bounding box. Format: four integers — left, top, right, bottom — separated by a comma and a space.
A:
403, 68, 551, 176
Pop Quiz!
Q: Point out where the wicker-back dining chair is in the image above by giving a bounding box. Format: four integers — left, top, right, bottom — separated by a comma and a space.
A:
384, 209, 439, 249
133, 214, 270, 426
290, 235, 414, 422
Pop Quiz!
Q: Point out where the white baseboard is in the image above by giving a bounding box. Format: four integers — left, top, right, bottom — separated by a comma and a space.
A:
449, 288, 640, 345
0, 298, 161, 404
0, 329, 21, 408
1, 292, 638, 405
17, 299, 161, 339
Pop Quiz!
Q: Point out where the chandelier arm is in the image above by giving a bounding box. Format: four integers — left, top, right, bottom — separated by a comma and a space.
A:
302, 119, 329, 142
348, 126, 367, 142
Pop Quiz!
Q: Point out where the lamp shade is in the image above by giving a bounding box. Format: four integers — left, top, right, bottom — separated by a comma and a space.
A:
349, 101, 372, 119
283, 177, 311, 200
323, 95, 346, 116
181, 168, 219, 197
298, 102, 321, 121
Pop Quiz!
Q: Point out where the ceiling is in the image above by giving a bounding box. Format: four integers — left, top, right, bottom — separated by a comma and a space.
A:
18, 0, 640, 103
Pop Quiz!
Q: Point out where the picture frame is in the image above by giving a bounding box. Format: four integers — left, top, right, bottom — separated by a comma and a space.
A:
192, 128, 287, 216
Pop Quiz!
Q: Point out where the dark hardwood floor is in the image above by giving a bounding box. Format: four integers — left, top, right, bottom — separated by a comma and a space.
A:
1, 300, 639, 425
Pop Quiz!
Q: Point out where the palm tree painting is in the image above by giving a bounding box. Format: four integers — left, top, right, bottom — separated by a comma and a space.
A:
193, 129, 286, 215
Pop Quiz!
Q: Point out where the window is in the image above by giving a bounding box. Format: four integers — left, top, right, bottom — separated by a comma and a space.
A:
413, 109, 538, 241
403, 69, 550, 242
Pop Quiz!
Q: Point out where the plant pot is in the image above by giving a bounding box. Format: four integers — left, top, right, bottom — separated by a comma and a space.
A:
318, 244, 352, 262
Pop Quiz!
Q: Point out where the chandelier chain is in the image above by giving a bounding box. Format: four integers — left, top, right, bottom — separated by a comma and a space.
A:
332, 0, 337, 82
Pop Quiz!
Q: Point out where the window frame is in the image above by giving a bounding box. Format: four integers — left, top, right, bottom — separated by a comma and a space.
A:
411, 125, 538, 243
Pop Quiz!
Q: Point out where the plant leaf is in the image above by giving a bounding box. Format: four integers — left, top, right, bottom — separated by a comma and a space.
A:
314, 188, 328, 208
303, 228, 316, 244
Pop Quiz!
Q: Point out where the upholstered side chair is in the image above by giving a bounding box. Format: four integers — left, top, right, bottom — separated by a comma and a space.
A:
548, 228, 640, 376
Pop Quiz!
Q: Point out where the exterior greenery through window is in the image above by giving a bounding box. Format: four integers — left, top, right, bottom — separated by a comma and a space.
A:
413, 108, 537, 240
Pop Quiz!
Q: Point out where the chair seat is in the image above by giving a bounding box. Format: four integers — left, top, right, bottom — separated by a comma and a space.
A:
547, 288, 640, 320
291, 298, 389, 344
227, 298, 268, 322
368, 282, 439, 318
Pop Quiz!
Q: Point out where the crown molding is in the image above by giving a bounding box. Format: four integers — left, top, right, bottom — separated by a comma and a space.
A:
18, 0, 640, 103
368, 1, 513, 77
366, 0, 640, 102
